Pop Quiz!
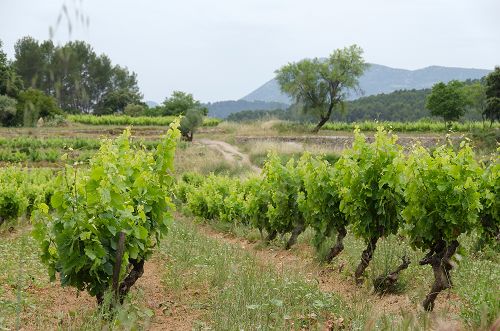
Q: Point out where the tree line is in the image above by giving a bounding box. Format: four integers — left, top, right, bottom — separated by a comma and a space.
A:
227, 73, 499, 127
270, 45, 499, 130
0, 37, 208, 130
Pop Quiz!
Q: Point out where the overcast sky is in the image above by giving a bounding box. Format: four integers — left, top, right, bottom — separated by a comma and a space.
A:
1, 0, 499, 102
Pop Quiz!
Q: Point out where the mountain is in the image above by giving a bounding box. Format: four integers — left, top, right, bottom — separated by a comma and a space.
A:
240, 64, 491, 104
145, 100, 159, 108
205, 100, 288, 118
228, 84, 484, 123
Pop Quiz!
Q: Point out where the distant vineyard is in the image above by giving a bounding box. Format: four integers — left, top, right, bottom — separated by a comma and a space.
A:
321, 120, 500, 132
0, 167, 56, 223
67, 114, 221, 127
178, 129, 499, 315
0, 137, 163, 163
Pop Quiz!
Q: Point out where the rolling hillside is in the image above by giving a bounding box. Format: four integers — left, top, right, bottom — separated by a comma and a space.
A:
240, 64, 491, 104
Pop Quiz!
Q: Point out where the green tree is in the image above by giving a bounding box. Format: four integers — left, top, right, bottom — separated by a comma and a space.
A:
462, 82, 487, 122
275, 45, 367, 132
14, 36, 54, 92
0, 40, 24, 98
426, 80, 469, 127
94, 89, 143, 115
336, 128, 404, 283
179, 108, 204, 141
400, 142, 482, 311
13, 37, 142, 114
123, 103, 146, 117
17, 88, 62, 126
0, 95, 19, 127
484, 66, 500, 125
161, 91, 207, 116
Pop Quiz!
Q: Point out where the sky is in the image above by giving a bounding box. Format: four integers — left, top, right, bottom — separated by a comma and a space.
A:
1, 0, 499, 103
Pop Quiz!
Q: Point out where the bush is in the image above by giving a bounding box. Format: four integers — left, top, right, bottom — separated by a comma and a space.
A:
123, 103, 146, 117
17, 88, 63, 126
0, 95, 19, 127
179, 108, 204, 141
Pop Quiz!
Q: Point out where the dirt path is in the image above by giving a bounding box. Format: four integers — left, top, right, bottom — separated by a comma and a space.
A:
196, 138, 261, 172
135, 256, 202, 330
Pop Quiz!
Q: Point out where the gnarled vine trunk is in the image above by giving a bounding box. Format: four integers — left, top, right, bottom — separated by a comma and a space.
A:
96, 232, 146, 306
285, 219, 306, 249
421, 240, 459, 311
265, 229, 277, 242
355, 236, 379, 284
373, 255, 410, 294
325, 226, 347, 263
118, 259, 145, 303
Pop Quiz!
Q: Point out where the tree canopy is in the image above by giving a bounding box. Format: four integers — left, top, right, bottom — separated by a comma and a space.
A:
0, 40, 24, 98
17, 88, 62, 126
0, 95, 18, 127
161, 91, 207, 116
275, 45, 367, 132
426, 80, 469, 126
484, 66, 500, 125
12, 36, 142, 114
179, 108, 204, 141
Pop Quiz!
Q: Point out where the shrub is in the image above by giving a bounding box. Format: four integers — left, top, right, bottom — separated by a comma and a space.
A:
17, 88, 63, 126
0, 95, 18, 127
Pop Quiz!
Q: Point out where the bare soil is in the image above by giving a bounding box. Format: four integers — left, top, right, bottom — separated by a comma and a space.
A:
134, 256, 204, 331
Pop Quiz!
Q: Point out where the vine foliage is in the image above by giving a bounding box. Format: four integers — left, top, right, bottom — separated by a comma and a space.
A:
33, 121, 180, 303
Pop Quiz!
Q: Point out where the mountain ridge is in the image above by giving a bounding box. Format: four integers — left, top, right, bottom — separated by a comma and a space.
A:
240, 63, 491, 104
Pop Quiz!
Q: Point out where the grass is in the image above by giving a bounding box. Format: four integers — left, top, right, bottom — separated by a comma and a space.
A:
273, 119, 500, 133
175, 141, 254, 177
1, 213, 496, 329
183, 214, 499, 330
0, 226, 159, 330
238, 140, 341, 167
161, 216, 367, 330
298, 226, 500, 329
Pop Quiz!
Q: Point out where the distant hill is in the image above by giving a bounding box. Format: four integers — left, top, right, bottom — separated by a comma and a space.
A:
228, 82, 484, 123
205, 100, 288, 118
145, 100, 159, 108
240, 64, 491, 104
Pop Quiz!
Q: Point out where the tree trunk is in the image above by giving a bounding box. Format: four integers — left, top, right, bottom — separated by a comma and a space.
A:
312, 116, 329, 133
325, 226, 347, 263
355, 236, 379, 284
421, 240, 459, 311
311, 103, 335, 133
285, 219, 306, 249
